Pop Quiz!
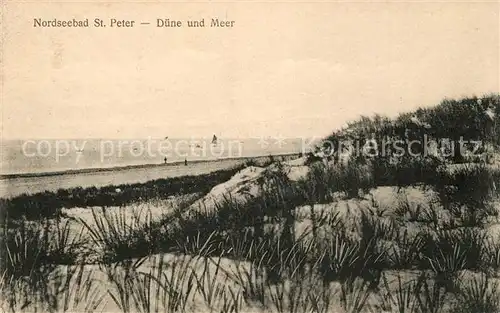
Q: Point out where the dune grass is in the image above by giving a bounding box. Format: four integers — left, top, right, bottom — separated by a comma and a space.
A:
3, 156, 500, 312
3, 94, 500, 312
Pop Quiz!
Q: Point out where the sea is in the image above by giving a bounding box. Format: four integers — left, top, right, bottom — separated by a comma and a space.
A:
1, 138, 316, 176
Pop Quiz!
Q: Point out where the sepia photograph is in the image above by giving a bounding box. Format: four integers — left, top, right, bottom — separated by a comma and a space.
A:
1, 1, 500, 312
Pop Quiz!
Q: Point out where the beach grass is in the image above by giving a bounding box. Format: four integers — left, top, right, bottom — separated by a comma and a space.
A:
2, 155, 500, 313
2, 95, 500, 312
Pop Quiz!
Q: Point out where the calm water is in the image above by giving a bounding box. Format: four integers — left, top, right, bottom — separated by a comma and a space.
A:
1, 138, 312, 175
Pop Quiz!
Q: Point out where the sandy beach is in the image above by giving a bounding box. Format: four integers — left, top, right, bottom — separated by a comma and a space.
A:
0, 154, 297, 198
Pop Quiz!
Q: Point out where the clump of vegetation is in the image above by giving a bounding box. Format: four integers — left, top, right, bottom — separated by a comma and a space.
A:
0, 218, 90, 312
433, 164, 500, 226
324, 95, 500, 164
371, 155, 445, 188
451, 274, 500, 313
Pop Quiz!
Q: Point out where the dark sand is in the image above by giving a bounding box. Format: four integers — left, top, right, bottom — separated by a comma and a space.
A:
0, 154, 298, 198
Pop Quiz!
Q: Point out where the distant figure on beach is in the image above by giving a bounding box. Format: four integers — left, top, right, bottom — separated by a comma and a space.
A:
184, 158, 188, 166
164, 157, 167, 164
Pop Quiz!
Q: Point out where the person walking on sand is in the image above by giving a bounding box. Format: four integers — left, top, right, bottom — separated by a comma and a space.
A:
164, 157, 167, 164
184, 158, 188, 166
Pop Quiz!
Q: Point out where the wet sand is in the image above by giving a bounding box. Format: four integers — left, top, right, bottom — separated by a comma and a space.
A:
0, 154, 298, 198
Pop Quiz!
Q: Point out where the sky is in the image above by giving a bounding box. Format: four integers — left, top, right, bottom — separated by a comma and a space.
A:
2, 1, 499, 139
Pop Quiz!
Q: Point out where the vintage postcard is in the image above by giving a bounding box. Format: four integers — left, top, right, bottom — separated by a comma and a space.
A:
1, 1, 499, 312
